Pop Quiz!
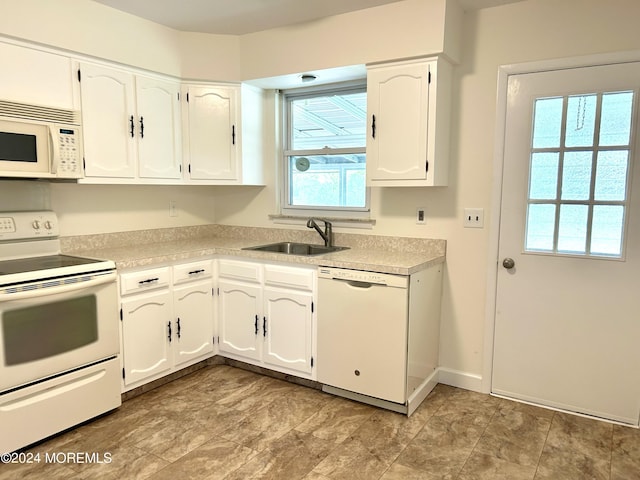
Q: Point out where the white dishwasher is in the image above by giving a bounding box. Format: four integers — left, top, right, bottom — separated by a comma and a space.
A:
317, 267, 409, 405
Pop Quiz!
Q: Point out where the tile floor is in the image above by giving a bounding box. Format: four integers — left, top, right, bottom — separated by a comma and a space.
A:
2, 365, 639, 479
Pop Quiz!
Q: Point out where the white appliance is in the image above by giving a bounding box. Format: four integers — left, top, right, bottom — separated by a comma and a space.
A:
0, 99, 83, 179
317, 266, 441, 415
317, 268, 410, 403
0, 211, 120, 453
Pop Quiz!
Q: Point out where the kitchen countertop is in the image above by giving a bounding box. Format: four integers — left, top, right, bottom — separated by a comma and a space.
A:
62, 225, 446, 276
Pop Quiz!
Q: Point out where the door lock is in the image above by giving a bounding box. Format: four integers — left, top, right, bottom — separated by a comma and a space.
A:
502, 257, 515, 269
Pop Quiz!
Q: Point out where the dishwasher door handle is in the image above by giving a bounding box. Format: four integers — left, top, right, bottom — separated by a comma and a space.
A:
330, 278, 382, 289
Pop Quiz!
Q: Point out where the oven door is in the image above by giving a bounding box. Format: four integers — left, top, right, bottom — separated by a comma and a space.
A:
0, 271, 118, 392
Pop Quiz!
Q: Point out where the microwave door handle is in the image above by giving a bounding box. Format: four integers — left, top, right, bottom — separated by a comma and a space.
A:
48, 124, 59, 174
0, 271, 117, 301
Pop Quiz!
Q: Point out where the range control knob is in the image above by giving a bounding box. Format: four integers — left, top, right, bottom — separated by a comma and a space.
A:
44, 221, 53, 230
32, 220, 41, 230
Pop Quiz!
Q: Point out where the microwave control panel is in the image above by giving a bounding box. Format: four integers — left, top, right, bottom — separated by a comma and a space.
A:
54, 127, 82, 178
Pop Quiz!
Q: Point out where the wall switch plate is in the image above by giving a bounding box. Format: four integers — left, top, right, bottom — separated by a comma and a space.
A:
416, 207, 426, 224
463, 208, 484, 228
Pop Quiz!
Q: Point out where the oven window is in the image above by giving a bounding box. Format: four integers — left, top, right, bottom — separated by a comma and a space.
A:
0, 131, 38, 163
2, 295, 98, 365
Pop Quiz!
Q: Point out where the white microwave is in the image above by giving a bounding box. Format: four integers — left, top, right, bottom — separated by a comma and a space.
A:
0, 100, 83, 179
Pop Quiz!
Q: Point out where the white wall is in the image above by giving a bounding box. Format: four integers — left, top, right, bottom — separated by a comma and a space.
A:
439, 0, 640, 385
3, 0, 640, 388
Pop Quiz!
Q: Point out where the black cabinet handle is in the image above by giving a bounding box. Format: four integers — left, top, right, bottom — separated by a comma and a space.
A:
129, 115, 135, 137
176, 318, 181, 339
140, 116, 144, 138
232, 125, 236, 145
168, 321, 172, 342
188, 269, 205, 275
254, 315, 259, 335
263, 317, 267, 337
371, 114, 376, 139
138, 277, 159, 285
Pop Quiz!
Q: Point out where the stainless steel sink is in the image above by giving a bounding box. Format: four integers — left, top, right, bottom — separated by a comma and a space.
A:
243, 242, 349, 256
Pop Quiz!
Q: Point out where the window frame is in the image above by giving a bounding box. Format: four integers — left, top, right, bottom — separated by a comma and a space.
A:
523, 90, 636, 259
280, 82, 370, 218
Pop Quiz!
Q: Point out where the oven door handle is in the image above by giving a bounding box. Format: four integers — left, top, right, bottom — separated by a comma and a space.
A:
0, 271, 117, 301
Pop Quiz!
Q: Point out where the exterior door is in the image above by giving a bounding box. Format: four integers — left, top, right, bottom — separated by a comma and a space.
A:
492, 62, 640, 425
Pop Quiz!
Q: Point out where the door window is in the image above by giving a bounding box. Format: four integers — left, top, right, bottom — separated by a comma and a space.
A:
525, 90, 634, 257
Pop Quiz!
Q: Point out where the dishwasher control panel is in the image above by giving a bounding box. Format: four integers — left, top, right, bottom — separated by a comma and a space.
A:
318, 267, 407, 288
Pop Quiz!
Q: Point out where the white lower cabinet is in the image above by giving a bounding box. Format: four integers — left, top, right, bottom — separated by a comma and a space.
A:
218, 259, 316, 379
119, 260, 214, 391
121, 285, 173, 386
262, 287, 313, 376
173, 277, 215, 369
218, 278, 262, 362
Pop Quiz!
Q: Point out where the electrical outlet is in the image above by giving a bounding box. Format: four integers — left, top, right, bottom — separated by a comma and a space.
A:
169, 200, 178, 217
416, 207, 426, 225
463, 208, 484, 228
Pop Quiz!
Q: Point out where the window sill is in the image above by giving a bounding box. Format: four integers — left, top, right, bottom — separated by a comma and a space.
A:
269, 214, 376, 230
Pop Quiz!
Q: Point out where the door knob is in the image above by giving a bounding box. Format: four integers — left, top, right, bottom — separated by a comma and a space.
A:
502, 257, 515, 269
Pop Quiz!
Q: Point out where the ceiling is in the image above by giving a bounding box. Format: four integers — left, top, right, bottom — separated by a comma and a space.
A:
92, 0, 526, 35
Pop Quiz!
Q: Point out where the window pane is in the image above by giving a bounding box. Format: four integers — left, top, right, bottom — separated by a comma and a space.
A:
594, 150, 628, 201
529, 152, 559, 200
526, 204, 556, 251
345, 169, 366, 207
288, 154, 366, 208
561, 151, 592, 200
532, 97, 563, 148
291, 92, 367, 150
565, 94, 597, 147
599, 91, 633, 146
591, 205, 624, 256
558, 204, 588, 254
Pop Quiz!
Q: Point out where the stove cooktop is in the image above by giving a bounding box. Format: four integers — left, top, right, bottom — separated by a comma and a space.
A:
0, 254, 116, 287
0, 254, 104, 276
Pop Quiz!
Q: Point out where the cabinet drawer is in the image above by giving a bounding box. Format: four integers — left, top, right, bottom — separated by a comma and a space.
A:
120, 267, 171, 295
218, 259, 261, 283
173, 260, 212, 284
264, 265, 314, 291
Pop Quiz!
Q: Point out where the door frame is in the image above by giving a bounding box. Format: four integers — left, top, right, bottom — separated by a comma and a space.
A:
482, 49, 640, 394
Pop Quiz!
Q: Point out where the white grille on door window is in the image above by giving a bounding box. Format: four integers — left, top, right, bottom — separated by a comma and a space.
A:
525, 90, 634, 258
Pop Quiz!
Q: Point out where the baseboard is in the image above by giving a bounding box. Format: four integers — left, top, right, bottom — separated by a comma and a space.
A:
437, 367, 483, 393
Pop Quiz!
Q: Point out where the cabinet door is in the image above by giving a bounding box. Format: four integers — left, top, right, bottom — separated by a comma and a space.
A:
218, 279, 261, 361
184, 85, 239, 180
366, 61, 430, 182
0, 42, 74, 109
173, 279, 214, 368
79, 63, 136, 178
263, 287, 313, 376
136, 76, 182, 179
121, 290, 173, 385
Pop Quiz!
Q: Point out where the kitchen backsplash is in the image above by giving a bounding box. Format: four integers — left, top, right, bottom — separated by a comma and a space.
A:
61, 224, 446, 257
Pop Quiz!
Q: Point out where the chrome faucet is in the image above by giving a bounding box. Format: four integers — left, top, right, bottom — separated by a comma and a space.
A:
306, 218, 333, 247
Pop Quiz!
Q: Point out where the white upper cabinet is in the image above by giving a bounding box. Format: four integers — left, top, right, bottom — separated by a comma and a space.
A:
366, 57, 452, 187
78, 63, 137, 179
0, 41, 75, 109
182, 83, 264, 185
136, 76, 182, 179
78, 62, 182, 182
182, 85, 239, 181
